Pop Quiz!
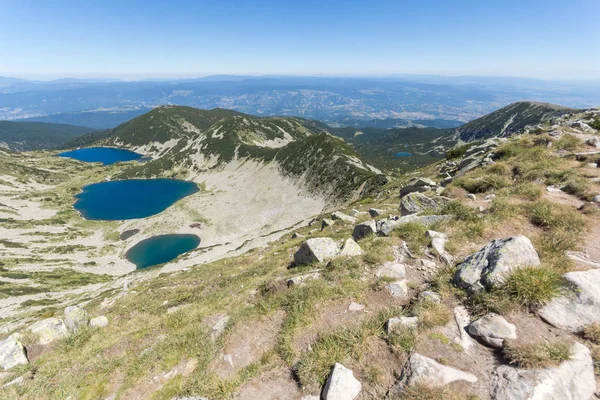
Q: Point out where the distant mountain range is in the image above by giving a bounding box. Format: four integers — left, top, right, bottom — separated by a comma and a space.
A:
0, 121, 94, 151
2, 75, 599, 130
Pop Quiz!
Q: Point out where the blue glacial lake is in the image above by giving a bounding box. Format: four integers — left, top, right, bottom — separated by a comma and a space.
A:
395, 152, 413, 157
58, 147, 144, 165
74, 179, 198, 220
126, 234, 200, 269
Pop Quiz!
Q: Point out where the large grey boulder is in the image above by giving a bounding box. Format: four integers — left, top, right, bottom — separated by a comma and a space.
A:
400, 192, 450, 216
453, 236, 540, 292
539, 269, 600, 332
338, 238, 363, 257
294, 238, 340, 265
323, 363, 361, 400
331, 211, 357, 224
0, 335, 28, 370
64, 305, 89, 332
29, 318, 69, 345
400, 178, 437, 197
352, 220, 377, 240
468, 313, 517, 348
404, 353, 477, 386
490, 342, 595, 400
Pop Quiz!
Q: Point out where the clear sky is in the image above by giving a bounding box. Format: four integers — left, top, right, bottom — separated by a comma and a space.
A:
1, 0, 599, 80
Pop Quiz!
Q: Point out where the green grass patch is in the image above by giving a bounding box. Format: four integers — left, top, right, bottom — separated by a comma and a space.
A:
504, 340, 572, 369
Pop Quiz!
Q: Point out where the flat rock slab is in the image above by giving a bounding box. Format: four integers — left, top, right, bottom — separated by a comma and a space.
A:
405, 353, 477, 386
539, 269, 600, 332
490, 342, 595, 400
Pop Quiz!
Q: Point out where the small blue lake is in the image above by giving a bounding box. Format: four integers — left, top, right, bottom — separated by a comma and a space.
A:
126, 234, 200, 269
74, 179, 198, 220
395, 152, 413, 157
58, 147, 144, 165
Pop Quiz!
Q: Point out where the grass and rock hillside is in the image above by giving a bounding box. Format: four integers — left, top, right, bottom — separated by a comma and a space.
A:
1, 106, 600, 399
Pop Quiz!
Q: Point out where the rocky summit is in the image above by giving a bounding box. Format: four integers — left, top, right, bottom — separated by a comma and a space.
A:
1, 100, 600, 400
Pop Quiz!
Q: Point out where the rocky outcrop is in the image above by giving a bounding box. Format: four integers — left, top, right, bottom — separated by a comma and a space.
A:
294, 238, 340, 265
322, 363, 361, 400
400, 192, 450, 216
490, 342, 595, 400
468, 313, 517, 348
539, 269, 600, 332
64, 305, 89, 332
0, 335, 28, 370
453, 236, 540, 292
29, 318, 69, 345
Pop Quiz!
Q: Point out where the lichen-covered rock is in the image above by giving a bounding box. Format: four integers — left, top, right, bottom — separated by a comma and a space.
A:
323, 363, 361, 400
352, 220, 377, 240
331, 211, 357, 224
453, 235, 540, 292
468, 313, 516, 348
338, 238, 363, 257
294, 238, 340, 265
29, 318, 69, 345
400, 192, 450, 216
539, 269, 600, 332
490, 342, 595, 400
90, 316, 109, 328
64, 305, 89, 332
0, 335, 28, 370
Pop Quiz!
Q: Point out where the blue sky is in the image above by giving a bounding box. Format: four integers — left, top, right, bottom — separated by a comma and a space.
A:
1, 0, 599, 80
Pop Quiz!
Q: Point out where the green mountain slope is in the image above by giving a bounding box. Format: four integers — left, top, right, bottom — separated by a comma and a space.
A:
0, 121, 95, 151
87, 105, 384, 202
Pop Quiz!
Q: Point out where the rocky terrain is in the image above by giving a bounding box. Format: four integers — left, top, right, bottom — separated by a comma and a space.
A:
1, 104, 600, 399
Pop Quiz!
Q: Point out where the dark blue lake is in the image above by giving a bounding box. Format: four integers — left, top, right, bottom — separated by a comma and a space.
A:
58, 147, 144, 165
126, 234, 200, 269
74, 179, 198, 220
395, 152, 413, 157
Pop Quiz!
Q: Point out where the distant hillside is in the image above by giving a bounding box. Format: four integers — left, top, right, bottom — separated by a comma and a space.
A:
0, 121, 95, 151
455, 101, 576, 141
17, 107, 151, 129
90, 106, 383, 202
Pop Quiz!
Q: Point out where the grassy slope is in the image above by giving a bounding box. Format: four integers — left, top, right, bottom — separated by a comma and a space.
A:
4, 125, 599, 399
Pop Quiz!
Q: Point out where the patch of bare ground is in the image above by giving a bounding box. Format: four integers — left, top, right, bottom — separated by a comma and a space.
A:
233, 367, 304, 400
121, 358, 198, 400
354, 337, 407, 399
292, 291, 403, 358
211, 310, 285, 378
543, 189, 585, 208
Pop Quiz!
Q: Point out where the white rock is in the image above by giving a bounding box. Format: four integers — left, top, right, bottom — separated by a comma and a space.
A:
338, 238, 363, 257
0, 335, 28, 370
291, 232, 304, 239
387, 316, 418, 332
484, 194, 496, 202
323, 363, 362, 400
64, 305, 89, 332
454, 306, 477, 351
454, 235, 540, 292
468, 313, 516, 348
90, 316, 109, 328
539, 269, 600, 332
321, 218, 335, 229
331, 211, 357, 224
376, 262, 406, 279
490, 342, 595, 400
406, 353, 477, 386
467, 193, 477, 200
29, 318, 69, 345
546, 185, 563, 193
348, 302, 365, 312
294, 238, 341, 265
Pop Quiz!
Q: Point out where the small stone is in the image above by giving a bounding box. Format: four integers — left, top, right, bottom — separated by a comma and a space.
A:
64, 305, 89, 332
352, 220, 377, 240
331, 211, 357, 224
587, 163, 598, 168
369, 208, 385, 217
338, 238, 364, 257
211, 315, 230, 338
467, 193, 476, 200
90, 316, 109, 328
468, 313, 517, 348
387, 316, 418, 332
321, 218, 335, 230
484, 194, 496, 202
418, 291, 441, 303
291, 232, 304, 239
348, 302, 366, 312
592, 195, 600, 204
323, 363, 362, 400
546, 185, 563, 193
